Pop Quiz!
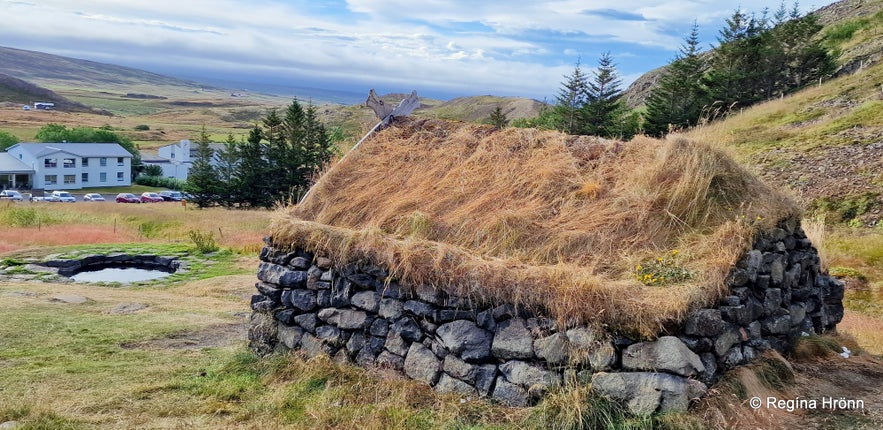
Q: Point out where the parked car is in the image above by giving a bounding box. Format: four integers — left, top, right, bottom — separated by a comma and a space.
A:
83, 193, 106, 202
0, 190, 23, 201
158, 190, 183, 201
140, 192, 164, 203
51, 191, 76, 202
31, 194, 56, 202
116, 193, 141, 203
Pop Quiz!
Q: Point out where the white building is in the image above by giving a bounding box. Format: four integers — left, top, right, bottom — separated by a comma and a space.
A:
4, 142, 133, 190
142, 139, 223, 180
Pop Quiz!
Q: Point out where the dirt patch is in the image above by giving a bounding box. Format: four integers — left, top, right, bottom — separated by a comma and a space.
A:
121, 322, 246, 350
701, 353, 883, 429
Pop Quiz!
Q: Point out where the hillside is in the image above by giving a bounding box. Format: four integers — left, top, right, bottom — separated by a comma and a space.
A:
0, 73, 110, 114
684, 58, 883, 227
0, 46, 208, 96
622, 0, 883, 108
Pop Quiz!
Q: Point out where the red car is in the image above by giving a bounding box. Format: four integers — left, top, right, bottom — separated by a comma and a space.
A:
140, 192, 164, 203
115, 193, 141, 203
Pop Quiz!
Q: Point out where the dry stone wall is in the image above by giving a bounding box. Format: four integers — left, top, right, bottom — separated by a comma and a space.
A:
249, 220, 843, 415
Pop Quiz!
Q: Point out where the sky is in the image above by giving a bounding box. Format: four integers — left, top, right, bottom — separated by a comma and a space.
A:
0, 0, 837, 102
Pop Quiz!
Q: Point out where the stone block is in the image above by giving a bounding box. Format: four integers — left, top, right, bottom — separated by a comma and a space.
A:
622, 336, 705, 377
492, 378, 529, 407
684, 309, 728, 337
294, 313, 317, 333
391, 316, 424, 342
492, 318, 534, 360
713, 325, 741, 357
404, 343, 441, 385
499, 360, 562, 392
351, 291, 380, 313
379, 298, 405, 319
404, 300, 438, 320
369, 318, 389, 337
376, 350, 405, 370
318, 308, 369, 330
437, 320, 492, 363
534, 333, 569, 365
591, 372, 707, 416
435, 373, 476, 396
277, 323, 304, 349
288, 289, 317, 312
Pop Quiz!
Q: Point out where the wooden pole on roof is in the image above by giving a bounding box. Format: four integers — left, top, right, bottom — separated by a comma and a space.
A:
297, 90, 419, 206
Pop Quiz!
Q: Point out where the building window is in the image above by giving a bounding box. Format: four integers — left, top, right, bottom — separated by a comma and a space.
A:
117, 157, 125, 166
82, 158, 89, 167
100, 158, 107, 167
117, 172, 125, 182
82, 173, 89, 182
63, 158, 75, 168
44, 158, 57, 168
99, 172, 107, 183
44, 175, 57, 185
64, 175, 76, 184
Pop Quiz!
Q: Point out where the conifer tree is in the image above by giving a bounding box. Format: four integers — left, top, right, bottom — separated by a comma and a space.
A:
553, 60, 590, 134
584, 52, 625, 138
214, 133, 240, 207
184, 126, 221, 207
237, 124, 272, 208
644, 24, 707, 136
488, 106, 509, 128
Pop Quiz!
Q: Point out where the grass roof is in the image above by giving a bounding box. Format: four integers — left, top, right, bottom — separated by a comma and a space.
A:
272, 118, 800, 337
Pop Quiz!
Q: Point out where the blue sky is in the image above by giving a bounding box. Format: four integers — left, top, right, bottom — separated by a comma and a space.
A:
0, 0, 836, 102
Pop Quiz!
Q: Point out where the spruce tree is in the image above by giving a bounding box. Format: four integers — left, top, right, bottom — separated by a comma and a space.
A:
214, 133, 240, 207
488, 106, 509, 128
553, 60, 590, 134
644, 24, 707, 136
184, 126, 221, 207
237, 124, 272, 208
583, 52, 624, 138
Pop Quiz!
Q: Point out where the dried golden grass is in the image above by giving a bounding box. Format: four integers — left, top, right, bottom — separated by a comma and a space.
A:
272, 118, 800, 336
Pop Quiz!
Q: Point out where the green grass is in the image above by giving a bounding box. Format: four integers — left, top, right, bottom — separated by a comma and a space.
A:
61, 93, 167, 116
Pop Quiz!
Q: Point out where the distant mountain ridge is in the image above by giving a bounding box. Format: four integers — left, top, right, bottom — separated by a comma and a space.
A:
0, 46, 207, 92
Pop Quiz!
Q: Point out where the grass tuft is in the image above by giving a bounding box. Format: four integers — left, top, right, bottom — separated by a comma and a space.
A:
791, 334, 842, 361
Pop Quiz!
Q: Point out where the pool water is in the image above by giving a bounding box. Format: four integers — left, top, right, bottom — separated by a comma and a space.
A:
70, 266, 173, 283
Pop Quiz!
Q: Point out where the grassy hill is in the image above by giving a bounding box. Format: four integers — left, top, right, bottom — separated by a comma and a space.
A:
684, 48, 882, 228
0, 46, 208, 95
0, 73, 111, 114
622, 0, 883, 108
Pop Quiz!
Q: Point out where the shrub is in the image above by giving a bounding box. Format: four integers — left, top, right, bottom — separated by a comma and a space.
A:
134, 124, 150, 131
189, 229, 219, 253
135, 175, 185, 190
142, 164, 164, 177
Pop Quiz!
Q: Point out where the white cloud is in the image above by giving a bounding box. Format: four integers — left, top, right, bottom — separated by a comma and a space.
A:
0, 0, 837, 99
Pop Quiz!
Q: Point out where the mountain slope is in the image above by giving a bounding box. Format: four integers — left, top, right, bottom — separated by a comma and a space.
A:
0, 46, 207, 94
683, 60, 882, 226
0, 73, 110, 114
622, 0, 883, 108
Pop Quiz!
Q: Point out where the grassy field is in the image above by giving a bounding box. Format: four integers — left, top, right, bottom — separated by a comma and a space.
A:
0, 202, 699, 429
1, 202, 880, 429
